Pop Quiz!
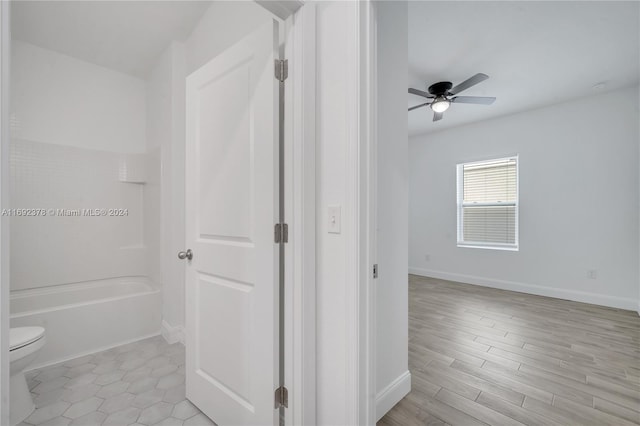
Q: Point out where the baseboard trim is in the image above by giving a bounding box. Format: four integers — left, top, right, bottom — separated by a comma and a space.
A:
161, 320, 185, 345
409, 267, 637, 311
375, 370, 411, 422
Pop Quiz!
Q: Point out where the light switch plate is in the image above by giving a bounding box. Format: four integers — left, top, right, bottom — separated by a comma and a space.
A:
328, 205, 341, 234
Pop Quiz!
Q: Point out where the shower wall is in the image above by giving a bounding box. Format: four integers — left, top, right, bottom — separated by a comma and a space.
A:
10, 40, 150, 290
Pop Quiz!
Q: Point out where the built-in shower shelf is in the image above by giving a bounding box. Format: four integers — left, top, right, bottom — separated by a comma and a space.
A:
118, 178, 146, 184
118, 153, 147, 183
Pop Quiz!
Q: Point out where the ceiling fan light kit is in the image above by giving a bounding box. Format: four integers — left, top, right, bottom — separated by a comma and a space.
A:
430, 97, 450, 113
408, 73, 496, 121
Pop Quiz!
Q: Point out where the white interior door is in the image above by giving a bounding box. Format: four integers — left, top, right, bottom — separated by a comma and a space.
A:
185, 20, 279, 426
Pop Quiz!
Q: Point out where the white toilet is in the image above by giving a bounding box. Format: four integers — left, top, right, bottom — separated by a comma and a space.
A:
9, 326, 46, 426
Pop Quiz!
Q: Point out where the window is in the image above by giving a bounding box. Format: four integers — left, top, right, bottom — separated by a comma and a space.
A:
456, 156, 518, 250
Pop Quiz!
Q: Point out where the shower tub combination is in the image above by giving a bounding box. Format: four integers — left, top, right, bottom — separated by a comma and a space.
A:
10, 276, 161, 369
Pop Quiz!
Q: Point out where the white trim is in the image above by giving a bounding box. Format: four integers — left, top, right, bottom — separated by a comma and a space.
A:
286, 3, 316, 425
29, 332, 161, 371
0, 2, 9, 424
457, 243, 519, 252
353, 1, 377, 424
409, 267, 638, 311
375, 371, 411, 422
344, 1, 361, 420
457, 155, 519, 251
161, 320, 184, 345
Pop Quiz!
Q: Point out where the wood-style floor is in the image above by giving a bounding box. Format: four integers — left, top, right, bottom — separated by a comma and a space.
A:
379, 275, 640, 426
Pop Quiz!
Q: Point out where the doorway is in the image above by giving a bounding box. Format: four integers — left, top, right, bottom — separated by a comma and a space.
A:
0, 2, 309, 425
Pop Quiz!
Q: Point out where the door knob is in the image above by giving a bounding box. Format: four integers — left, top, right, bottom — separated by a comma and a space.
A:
178, 249, 193, 260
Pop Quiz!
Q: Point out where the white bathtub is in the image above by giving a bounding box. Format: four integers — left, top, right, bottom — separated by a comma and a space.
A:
10, 276, 161, 369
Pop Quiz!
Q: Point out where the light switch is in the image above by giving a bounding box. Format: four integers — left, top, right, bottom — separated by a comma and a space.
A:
328, 205, 341, 234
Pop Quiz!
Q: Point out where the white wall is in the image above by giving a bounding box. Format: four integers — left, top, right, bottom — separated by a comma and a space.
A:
409, 88, 640, 310
315, 3, 353, 422
316, 3, 346, 420
375, 0, 410, 420
146, 41, 187, 341
184, 1, 273, 75
315, 1, 376, 423
9, 41, 148, 290
11, 41, 146, 154
165, 42, 187, 339
146, 44, 171, 301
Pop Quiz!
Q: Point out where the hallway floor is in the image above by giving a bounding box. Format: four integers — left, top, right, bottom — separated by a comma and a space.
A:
19, 335, 216, 426
379, 275, 640, 426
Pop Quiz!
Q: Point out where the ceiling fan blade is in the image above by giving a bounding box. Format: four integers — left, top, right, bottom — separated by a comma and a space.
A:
451, 96, 496, 105
433, 111, 443, 122
408, 88, 434, 99
449, 73, 489, 95
408, 102, 430, 111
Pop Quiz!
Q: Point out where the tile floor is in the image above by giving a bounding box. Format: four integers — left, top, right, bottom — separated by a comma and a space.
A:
19, 335, 216, 426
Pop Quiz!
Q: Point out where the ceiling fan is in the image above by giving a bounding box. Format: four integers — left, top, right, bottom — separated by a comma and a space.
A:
408, 73, 496, 122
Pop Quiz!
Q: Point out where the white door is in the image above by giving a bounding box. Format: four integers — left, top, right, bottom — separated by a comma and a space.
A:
185, 20, 279, 426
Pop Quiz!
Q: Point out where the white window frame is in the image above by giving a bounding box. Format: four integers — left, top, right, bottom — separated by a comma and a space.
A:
456, 155, 519, 251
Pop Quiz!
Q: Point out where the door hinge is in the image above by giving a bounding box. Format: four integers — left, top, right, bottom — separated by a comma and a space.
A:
373, 264, 378, 279
274, 223, 288, 244
274, 386, 288, 409
275, 59, 288, 82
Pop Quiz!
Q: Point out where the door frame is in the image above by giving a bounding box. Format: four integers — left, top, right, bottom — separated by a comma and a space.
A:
233, 2, 323, 424
360, 2, 377, 424
258, 2, 317, 424
283, 4, 316, 425
352, 2, 377, 424
284, 2, 377, 424
0, 1, 10, 425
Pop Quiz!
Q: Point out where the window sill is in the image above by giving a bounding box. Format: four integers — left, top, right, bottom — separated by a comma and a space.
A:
457, 243, 519, 252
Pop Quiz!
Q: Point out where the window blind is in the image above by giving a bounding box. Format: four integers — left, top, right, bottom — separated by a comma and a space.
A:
457, 157, 518, 249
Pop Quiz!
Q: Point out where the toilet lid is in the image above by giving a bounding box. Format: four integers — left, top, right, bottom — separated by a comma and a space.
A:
10, 326, 45, 351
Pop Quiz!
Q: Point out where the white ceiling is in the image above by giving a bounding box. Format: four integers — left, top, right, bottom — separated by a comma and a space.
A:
11, 1, 212, 79
408, 1, 640, 137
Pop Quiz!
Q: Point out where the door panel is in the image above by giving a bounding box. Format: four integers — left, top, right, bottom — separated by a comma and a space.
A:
197, 62, 252, 241
185, 20, 279, 426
